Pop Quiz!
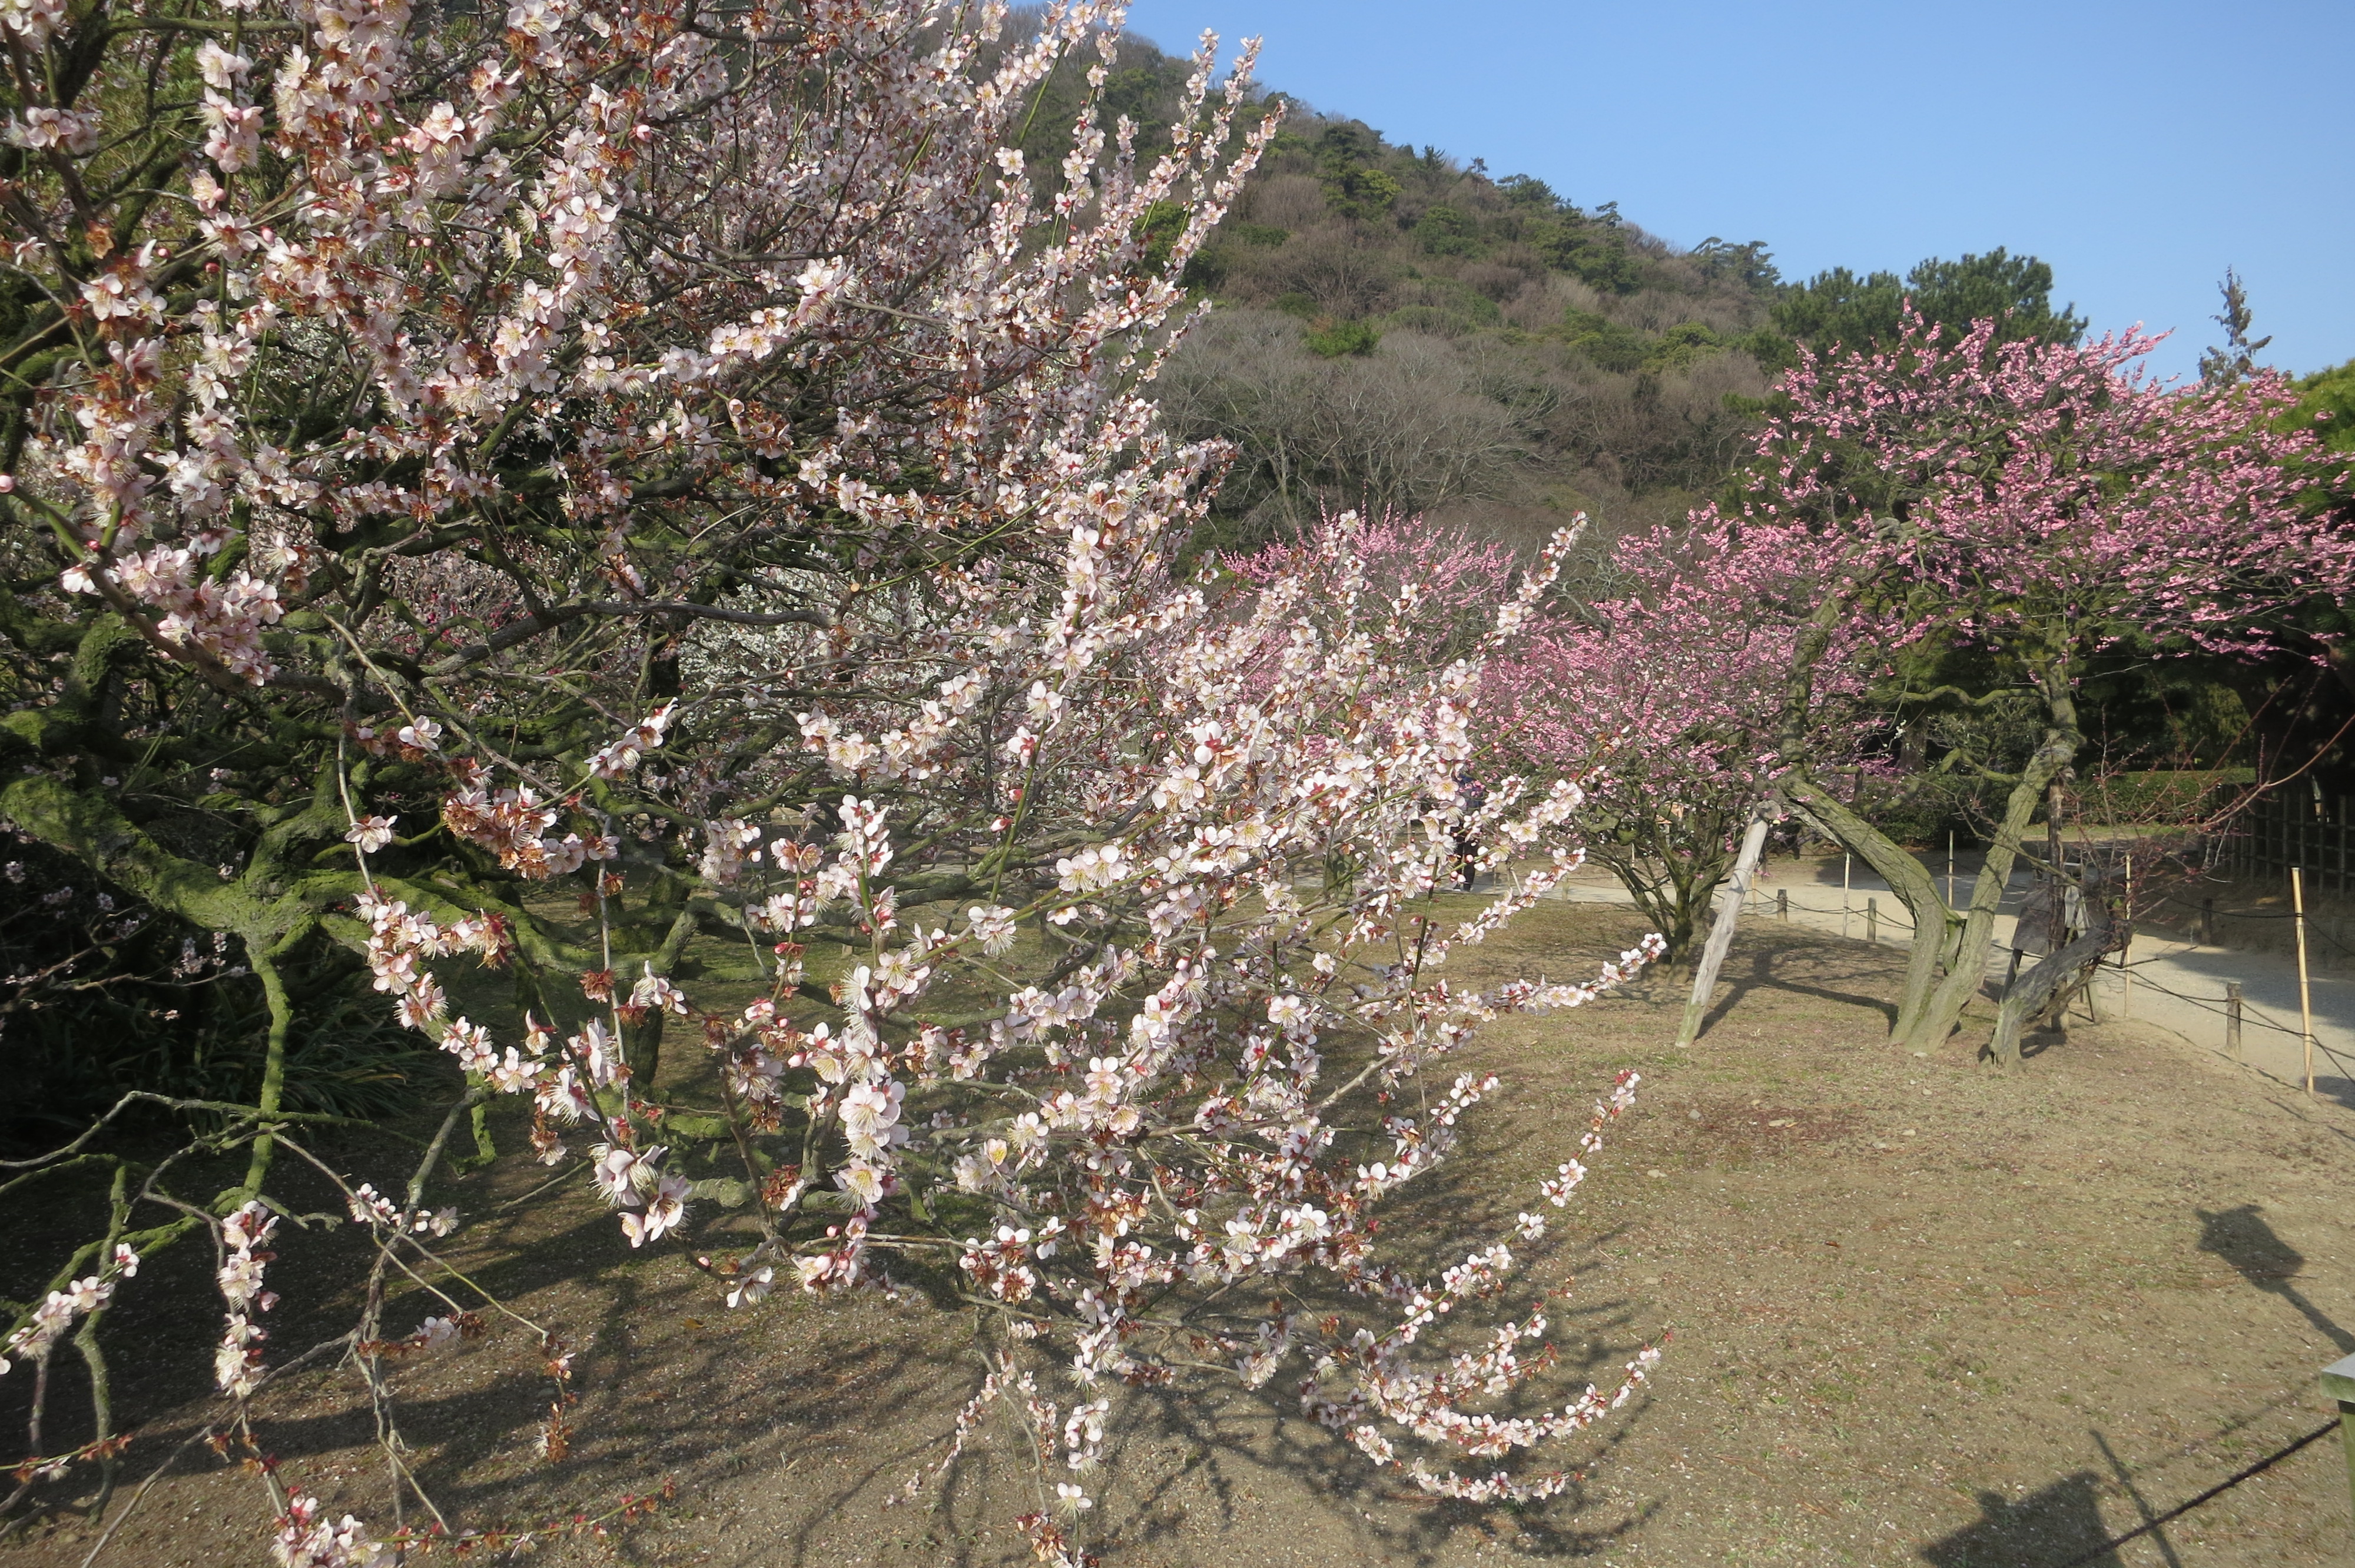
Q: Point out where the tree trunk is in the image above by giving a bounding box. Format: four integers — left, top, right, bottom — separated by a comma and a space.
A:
1779, 773, 1951, 1034
1676, 800, 1776, 1046
1907, 730, 2077, 1049
1989, 863, 2117, 1064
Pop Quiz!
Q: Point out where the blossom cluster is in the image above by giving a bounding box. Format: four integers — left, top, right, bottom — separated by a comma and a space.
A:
215, 1201, 279, 1398
0, 1244, 137, 1378
270, 1493, 393, 1568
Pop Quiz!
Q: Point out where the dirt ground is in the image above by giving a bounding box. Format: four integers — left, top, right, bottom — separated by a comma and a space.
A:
6, 901, 2354, 1568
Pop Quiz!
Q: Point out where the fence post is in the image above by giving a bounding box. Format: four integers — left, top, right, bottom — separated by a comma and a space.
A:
1866, 896, 1878, 945
2319, 1354, 2355, 1526
2227, 982, 2243, 1063
1777, 888, 1788, 921
2296, 868, 2316, 1099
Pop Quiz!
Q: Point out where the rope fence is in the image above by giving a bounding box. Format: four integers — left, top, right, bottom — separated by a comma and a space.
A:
2052, 1418, 2340, 1567
1715, 876, 2355, 1084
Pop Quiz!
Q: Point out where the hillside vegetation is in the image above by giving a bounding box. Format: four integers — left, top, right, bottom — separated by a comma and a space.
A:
1031, 25, 2082, 553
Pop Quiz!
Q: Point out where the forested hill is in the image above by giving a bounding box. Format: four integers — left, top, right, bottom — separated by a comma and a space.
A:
1014, 23, 2084, 553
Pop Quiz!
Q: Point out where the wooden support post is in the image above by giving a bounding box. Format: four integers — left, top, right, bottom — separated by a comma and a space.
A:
1842, 853, 1852, 939
2120, 855, 2132, 1019
2227, 982, 2243, 1063
2319, 1354, 2355, 1526
1946, 831, 1956, 907
1677, 801, 1776, 1048
1865, 896, 1878, 944
2296, 868, 2316, 1098
1776, 888, 1788, 921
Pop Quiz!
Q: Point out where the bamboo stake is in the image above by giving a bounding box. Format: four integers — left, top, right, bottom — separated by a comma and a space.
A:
2120, 853, 2132, 1019
2296, 868, 2316, 1098
1842, 853, 1852, 939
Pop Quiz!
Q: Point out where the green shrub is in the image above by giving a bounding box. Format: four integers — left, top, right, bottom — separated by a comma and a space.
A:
1304, 318, 1381, 358
2075, 769, 2255, 825
1414, 204, 1480, 257
1229, 223, 1291, 248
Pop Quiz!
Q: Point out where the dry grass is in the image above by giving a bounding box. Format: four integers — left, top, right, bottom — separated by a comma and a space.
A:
7, 899, 2354, 1567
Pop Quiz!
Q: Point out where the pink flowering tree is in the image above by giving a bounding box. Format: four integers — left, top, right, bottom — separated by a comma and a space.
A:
1725, 311, 2355, 1057
0, 1, 1667, 1557
1488, 521, 1877, 965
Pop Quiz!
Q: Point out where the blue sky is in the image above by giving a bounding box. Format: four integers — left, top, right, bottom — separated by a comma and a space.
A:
1122, 0, 2351, 383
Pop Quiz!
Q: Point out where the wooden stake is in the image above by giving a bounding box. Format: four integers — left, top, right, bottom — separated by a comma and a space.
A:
2120, 854, 2132, 1019
1842, 853, 1852, 939
2227, 981, 2243, 1063
1866, 896, 1878, 944
1678, 800, 1776, 1047
2296, 868, 2316, 1098
1777, 888, 1788, 921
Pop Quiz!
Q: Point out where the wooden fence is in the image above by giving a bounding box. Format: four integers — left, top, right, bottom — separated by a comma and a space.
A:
2227, 794, 2355, 891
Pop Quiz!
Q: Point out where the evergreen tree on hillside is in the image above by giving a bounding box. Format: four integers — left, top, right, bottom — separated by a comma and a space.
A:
1770, 248, 2085, 356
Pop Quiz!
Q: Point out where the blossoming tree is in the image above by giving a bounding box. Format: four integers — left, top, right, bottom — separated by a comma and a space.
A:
0, 1, 1664, 1557
1722, 312, 2354, 1057
1487, 520, 1877, 974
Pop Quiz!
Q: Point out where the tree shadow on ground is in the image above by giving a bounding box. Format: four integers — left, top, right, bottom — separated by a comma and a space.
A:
1919, 1471, 2124, 1567
1695, 939, 1902, 1037
1923, 1207, 2355, 1568
768, 1117, 1667, 1567
1066, 1225, 1664, 1564
2196, 1203, 2355, 1353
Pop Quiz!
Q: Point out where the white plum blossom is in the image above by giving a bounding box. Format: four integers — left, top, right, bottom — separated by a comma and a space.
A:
344, 815, 397, 853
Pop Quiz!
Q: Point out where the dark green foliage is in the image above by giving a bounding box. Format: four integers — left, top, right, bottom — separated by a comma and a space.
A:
1179, 247, 1227, 291
1135, 198, 1188, 275
1303, 318, 1381, 357
1553, 309, 1654, 373
1414, 204, 1479, 256
1324, 165, 1401, 222
1690, 237, 1782, 293
1528, 210, 1649, 294
1313, 122, 1403, 221
1770, 248, 2085, 354
2293, 359, 2355, 454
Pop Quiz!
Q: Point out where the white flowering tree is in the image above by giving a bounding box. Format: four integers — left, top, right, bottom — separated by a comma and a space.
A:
0, 1, 1662, 1559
